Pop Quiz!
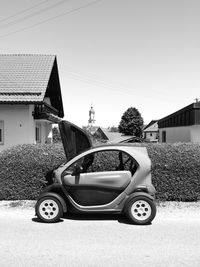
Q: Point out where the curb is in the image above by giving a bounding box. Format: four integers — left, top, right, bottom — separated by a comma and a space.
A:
0, 200, 200, 211
0, 200, 36, 209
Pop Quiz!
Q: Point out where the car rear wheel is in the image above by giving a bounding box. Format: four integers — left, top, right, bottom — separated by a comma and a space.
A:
36, 196, 63, 223
125, 196, 156, 225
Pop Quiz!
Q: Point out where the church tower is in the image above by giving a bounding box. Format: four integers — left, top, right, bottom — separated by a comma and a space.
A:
88, 105, 95, 130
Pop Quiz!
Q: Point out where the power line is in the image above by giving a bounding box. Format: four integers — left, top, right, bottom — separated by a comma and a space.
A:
59, 65, 183, 99
59, 65, 137, 95
0, 0, 103, 39
0, 0, 70, 30
0, 0, 50, 24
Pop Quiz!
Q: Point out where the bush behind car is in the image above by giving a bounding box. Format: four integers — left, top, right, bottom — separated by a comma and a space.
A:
0, 143, 199, 201
146, 143, 200, 201
0, 144, 65, 200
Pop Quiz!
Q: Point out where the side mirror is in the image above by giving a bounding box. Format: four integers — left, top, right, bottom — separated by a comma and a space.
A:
72, 164, 83, 176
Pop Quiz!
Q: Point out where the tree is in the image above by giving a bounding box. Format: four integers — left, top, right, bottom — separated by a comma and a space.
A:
118, 107, 144, 137
52, 126, 61, 143
109, 126, 119, 132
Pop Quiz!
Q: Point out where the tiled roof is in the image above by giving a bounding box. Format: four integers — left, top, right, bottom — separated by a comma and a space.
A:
143, 120, 158, 130
94, 127, 133, 142
100, 128, 123, 141
143, 121, 158, 132
0, 54, 56, 102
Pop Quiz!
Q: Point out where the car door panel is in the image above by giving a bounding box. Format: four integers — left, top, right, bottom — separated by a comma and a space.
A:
63, 171, 132, 206
63, 170, 132, 190
67, 187, 121, 206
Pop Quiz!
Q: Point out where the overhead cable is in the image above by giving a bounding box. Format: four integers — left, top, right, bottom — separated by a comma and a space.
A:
0, 0, 70, 29
0, 0, 103, 38
0, 0, 50, 24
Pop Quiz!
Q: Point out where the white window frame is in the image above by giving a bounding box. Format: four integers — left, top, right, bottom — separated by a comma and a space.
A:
0, 121, 4, 145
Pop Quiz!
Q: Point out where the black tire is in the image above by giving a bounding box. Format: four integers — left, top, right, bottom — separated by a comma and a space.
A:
35, 196, 63, 223
125, 196, 156, 225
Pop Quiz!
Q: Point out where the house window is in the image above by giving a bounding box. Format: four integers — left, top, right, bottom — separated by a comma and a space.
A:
0, 121, 4, 145
35, 124, 41, 143
162, 131, 166, 143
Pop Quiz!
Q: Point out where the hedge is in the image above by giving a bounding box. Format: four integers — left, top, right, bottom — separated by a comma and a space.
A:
145, 143, 200, 201
0, 143, 200, 201
0, 144, 65, 200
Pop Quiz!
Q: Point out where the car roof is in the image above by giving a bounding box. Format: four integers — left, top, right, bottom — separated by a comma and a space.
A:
60, 143, 151, 174
92, 143, 142, 148
90, 143, 150, 161
92, 143, 146, 150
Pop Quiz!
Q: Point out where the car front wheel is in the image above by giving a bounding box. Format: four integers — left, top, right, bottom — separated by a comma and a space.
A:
125, 196, 156, 225
35, 196, 63, 223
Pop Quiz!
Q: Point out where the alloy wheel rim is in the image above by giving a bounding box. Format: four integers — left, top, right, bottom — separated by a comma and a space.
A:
39, 199, 59, 220
131, 200, 151, 221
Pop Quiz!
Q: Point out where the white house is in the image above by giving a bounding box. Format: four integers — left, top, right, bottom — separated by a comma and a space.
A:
0, 54, 64, 151
143, 120, 158, 143
158, 102, 200, 143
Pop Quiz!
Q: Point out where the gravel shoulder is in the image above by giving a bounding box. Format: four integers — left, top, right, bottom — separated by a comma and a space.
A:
156, 201, 200, 219
0, 200, 200, 215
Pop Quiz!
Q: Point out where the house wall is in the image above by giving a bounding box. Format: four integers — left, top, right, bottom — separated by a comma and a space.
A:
190, 125, 200, 142
0, 104, 35, 151
144, 132, 158, 142
0, 104, 53, 151
35, 120, 52, 144
159, 125, 200, 143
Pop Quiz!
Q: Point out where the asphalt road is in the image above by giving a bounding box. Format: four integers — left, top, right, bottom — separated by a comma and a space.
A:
0, 202, 200, 267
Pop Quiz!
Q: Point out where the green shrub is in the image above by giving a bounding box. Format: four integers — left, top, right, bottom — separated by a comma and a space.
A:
145, 143, 200, 201
0, 144, 65, 200
0, 142, 200, 201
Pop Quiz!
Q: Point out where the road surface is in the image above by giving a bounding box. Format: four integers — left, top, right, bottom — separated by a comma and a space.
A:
0, 201, 200, 267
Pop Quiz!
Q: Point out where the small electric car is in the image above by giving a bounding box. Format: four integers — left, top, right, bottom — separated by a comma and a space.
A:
35, 120, 156, 224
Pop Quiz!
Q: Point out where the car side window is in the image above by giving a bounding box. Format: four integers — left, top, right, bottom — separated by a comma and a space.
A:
64, 158, 82, 174
87, 151, 119, 172
66, 150, 137, 174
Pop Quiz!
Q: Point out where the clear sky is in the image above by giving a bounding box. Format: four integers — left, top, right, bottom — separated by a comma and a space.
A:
0, 0, 200, 127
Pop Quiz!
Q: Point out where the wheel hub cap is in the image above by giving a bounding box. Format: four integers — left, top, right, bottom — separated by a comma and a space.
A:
39, 199, 59, 220
131, 200, 151, 221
